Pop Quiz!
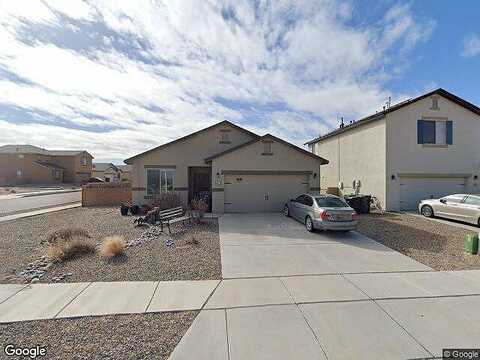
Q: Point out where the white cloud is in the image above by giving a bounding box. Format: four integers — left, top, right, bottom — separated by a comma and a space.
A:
462, 34, 480, 58
0, 0, 434, 161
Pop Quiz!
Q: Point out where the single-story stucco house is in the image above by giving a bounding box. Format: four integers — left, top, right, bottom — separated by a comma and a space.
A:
305, 88, 480, 211
124, 120, 328, 213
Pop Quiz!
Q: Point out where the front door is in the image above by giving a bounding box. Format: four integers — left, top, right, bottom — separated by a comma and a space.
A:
188, 167, 212, 212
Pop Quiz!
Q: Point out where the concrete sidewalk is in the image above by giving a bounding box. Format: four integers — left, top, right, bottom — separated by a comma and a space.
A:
1, 271, 480, 358
171, 270, 480, 360
0, 280, 219, 323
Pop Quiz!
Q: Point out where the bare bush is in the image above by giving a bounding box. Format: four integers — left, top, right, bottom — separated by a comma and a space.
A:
44, 227, 91, 245
153, 192, 182, 210
47, 236, 96, 262
191, 197, 208, 221
100, 235, 126, 258
186, 236, 199, 245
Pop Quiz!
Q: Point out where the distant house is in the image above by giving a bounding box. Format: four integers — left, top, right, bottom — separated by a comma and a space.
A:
117, 165, 132, 182
0, 145, 93, 185
92, 163, 131, 182
92, 163, 120, 182
305, 88, 480, 211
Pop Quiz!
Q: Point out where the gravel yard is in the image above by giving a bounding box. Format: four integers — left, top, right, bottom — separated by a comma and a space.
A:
0, 311, 197, 360
357, 212, 480, 270
0, 207, 221, 283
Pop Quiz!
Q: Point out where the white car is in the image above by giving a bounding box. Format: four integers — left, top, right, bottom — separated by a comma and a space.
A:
418, 194, 480, 226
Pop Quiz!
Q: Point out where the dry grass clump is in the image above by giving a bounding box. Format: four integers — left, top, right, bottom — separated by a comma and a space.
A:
44, 227, 91, 245
47, 236, 96, 262
100, 235, 126, 259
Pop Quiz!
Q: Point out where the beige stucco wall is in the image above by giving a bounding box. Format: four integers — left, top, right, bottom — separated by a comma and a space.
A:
386, 95, 480, 211
313, 119, 387, 208
54, 152, 92, 183
129, 123, 256, 206
0, 154, 63, 185
211, 139, 323, 213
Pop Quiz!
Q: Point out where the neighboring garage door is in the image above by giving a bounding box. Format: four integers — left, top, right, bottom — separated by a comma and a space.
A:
224, 174, 309, 212
399, 177, 466, 211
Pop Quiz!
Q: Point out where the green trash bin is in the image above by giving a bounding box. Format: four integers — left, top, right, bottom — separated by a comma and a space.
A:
465, 233, 479, 255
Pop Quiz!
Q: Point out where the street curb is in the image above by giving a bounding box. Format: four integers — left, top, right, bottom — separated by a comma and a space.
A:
20, 189, 81, 198
0, 203, 82, 223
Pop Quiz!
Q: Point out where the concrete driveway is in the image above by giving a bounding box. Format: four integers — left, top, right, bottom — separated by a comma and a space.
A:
170, 213, 480, 360
219, 213, 430, 278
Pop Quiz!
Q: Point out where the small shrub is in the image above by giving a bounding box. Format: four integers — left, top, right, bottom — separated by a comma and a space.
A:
186, 236, 199, 245
9, 189, 16, 194
47, 245, 65, 262
153, 192, 182, 210
100, 235, 126, 258
47, 236, 96, 262
45, 227, 91, 245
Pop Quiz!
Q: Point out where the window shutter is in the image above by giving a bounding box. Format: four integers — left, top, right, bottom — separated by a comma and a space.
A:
446, 121, 453, 145
417, 120, 424, 144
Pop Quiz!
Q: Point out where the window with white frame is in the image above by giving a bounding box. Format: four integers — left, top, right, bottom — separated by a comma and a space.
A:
16, 170, 22, 178
80, 155, 87, 166
146, 168, 175, 195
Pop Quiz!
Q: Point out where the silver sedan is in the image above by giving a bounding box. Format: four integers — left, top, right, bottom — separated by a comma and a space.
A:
284, 194, 359, 232
418, 194, 480, 226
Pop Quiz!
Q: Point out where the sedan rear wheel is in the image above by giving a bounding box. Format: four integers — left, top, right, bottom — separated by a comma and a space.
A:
421, 205, 434, 218
283, 205, 290, 217
305, 216, 314, 232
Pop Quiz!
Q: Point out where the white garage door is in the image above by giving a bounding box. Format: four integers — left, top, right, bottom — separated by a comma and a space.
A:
224, 174, 309, 213
399, 177, 466, 211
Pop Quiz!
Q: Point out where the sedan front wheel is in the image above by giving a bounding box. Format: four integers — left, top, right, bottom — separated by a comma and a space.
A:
421, 205, 434, 218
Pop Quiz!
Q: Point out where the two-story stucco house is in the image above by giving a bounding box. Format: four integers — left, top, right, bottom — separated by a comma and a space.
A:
124, 120, 328, 213
305, 88, 480, 211
0, 145, 93, 185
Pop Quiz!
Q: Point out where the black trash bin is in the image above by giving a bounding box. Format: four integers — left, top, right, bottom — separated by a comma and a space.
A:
344, 195, 371, 214
360, 195, 371, 214
344, 196, 363, 214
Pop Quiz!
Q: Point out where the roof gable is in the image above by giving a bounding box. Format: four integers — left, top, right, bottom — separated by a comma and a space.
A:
305, 88, 480, 145
205, 134, 329, 164
124, 120, 259, 164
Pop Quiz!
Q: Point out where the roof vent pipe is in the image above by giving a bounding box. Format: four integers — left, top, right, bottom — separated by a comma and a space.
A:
339, 117, 344, 128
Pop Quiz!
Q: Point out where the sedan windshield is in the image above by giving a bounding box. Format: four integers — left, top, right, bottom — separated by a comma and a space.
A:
315, 197, 348, 208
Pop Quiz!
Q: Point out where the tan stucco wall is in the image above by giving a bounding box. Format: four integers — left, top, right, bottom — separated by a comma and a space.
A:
54, 152, 92, 183
211, 139, 323, 213
129, 124, 256, 206
0, 152, 91, 185
0, 154, 63, 185
313, 119, 387, 208
386, 95, 480, 211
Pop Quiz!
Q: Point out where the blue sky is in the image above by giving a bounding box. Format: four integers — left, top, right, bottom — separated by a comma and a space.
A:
0, 1, 478, 163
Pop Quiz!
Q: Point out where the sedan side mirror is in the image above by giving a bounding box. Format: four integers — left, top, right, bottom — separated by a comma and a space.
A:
440, 199, 446, 204
290, 199, 295, 202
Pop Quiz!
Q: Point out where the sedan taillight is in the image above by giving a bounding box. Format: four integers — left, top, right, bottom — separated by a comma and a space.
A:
320, 210, 334, 221
352, 212, 359, 220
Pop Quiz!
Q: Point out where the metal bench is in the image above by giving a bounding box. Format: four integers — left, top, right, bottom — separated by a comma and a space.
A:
158, 206, 191, 233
